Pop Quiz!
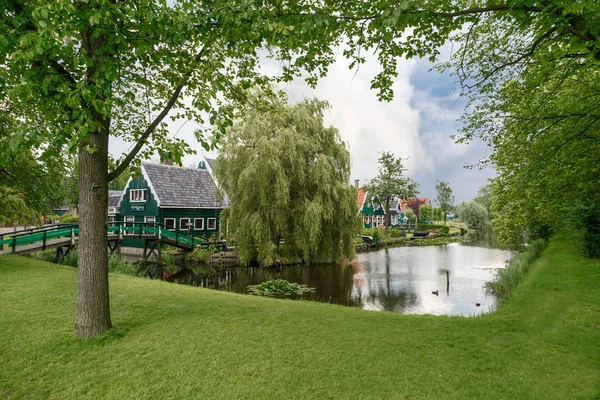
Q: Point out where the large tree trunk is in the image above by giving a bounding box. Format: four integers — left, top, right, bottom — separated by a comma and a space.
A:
75, 112, 112, 337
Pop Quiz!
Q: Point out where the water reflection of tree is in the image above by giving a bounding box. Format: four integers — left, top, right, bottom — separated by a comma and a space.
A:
365, 249, 418, 313
438, 268, 450, 295
463, 227, 505, 249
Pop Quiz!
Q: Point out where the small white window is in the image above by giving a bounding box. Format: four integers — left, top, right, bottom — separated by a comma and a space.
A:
180, 218, 190, 230
108, 215, 116, 226
125, 216, 135, 227
194, 218, 204, 230
129, 189, 147, 202
145, 216, 155, 225
164, 218, 175, 230
207, 218, 216, 230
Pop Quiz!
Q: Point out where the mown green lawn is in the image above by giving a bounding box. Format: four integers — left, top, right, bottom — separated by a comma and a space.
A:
0, 235, 598, 399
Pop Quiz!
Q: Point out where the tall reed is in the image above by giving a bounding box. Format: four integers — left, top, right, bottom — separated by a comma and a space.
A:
486, 239, 548, 300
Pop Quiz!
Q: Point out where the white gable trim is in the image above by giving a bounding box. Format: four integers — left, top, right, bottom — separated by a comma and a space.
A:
116, 177, 132, 208
357, 190, 368, 215
141, 164, 162, 207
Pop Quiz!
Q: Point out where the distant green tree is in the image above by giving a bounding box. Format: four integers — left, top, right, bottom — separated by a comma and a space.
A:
456, 201, 489, 230
435, 180, 455, 225
474, 184, 492, 215
0, 146, 69, 223
419, 204, 433, 223
433, 207, 443, 223
214, 93, 358, 266
366, 152, 419, 236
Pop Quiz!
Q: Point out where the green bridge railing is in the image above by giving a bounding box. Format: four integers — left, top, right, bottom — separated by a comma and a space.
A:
1, 222, 222, 253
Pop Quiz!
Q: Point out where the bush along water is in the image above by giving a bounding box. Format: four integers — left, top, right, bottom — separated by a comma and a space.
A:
247, 279, 315, 298
486, 239, 548, 301
31, 250, 149, 277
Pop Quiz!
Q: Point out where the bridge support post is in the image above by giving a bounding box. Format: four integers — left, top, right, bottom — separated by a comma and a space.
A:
143, 239, 161, 262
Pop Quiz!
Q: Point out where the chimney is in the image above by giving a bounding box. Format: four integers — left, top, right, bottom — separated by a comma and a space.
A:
354, 179, 359, 190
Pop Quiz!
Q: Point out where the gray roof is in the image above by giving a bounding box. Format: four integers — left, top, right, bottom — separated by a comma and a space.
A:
142, 162, 225, 208
108, 190, 122, 207
205, 158, 216, 171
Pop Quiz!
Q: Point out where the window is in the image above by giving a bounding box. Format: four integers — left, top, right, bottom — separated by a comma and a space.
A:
125, 216, 135, 235
180, 218, 190, 230
207, 218, 216, 230
129, 189, 147, 202
194, 218, 204, 230
108, 215, 116, 226
164, 218, 175, 230
145, 216, 155, 225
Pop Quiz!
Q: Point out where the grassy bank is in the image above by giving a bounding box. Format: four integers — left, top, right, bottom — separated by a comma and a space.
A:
1, 235, 599, 399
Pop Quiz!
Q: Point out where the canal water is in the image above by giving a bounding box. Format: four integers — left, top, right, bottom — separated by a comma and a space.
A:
156, 239, 511, 317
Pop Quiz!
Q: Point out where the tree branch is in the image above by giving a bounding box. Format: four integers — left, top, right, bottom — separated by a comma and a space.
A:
430, 5, 544, 18
462, 27, 557, 89
108, 43, 210, 182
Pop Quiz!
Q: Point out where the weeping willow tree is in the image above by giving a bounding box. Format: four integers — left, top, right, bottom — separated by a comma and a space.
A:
214, 94, 359, 266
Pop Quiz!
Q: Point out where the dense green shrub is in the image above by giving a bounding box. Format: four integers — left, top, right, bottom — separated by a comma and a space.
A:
361, 228, 384, 244
108, 254, 148, 276
184, 245, 215, 263
417, 224, 449, 234
59, 213, 79, 223
31, 250, 58, 263
566, 201, 600, 258
389, 229, 403, 238
486, 239, 547, 300
31, 250, 148, 276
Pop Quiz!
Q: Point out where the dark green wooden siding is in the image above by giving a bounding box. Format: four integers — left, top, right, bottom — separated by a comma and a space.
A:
118, 176, 160, 220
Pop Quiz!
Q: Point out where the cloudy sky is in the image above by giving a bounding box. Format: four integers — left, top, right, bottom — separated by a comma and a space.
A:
109, 49, 495, 205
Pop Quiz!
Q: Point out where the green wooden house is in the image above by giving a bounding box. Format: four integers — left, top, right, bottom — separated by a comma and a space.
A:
357, 187, 402, 228
116, 161, 225, 243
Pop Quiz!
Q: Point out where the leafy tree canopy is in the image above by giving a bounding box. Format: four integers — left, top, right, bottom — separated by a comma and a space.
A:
214, 92, 358, 266
456, 200, 489, 230
419, 204, 433, 223
435, 180, 454, 225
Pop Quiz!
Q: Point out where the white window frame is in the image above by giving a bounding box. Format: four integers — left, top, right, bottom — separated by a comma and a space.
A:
145, 216, 156, 225
108, 215, 116, 226
180, 218, 191, 231
194, 218, 204, 230
207, 218, 216, 230
129, 189, 147, 202
164, 218, 176, 231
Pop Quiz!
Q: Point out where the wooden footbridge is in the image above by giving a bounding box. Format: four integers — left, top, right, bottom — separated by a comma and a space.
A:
0, 222, 214, 261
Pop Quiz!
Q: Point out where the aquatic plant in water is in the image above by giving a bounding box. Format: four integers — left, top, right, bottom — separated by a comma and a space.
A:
247, 279, 315, 297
